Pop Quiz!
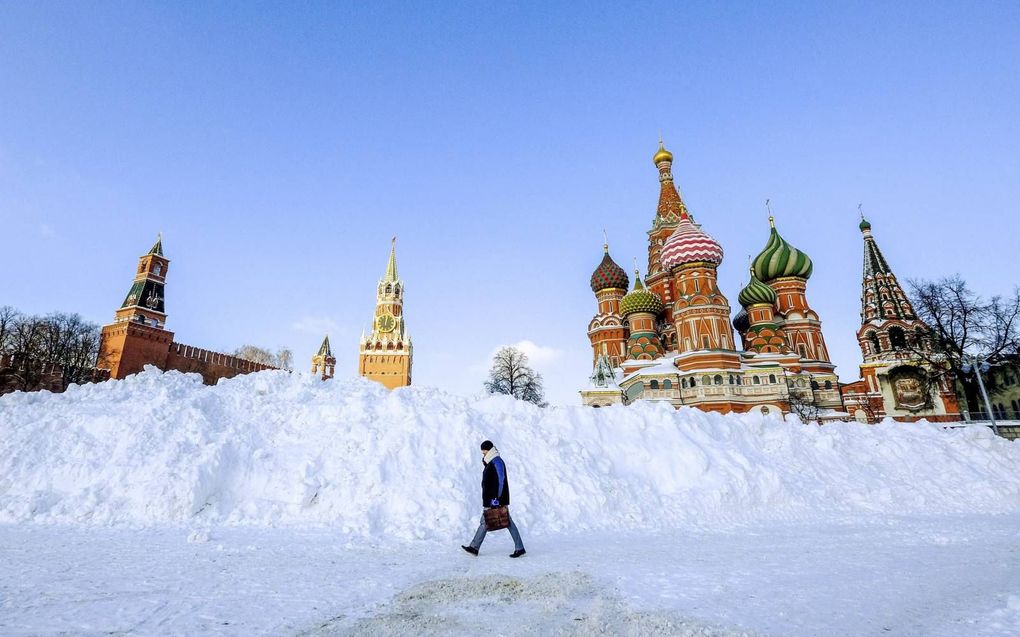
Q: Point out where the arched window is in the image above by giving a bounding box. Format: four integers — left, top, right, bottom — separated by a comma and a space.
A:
650, 379, 659, 390
769, 374, 777, 384
154, 264, 162, 276
385, 284, 393, 294
663, 379, 672, 390
702, 375, 712, 385
824, 380, 832, 389
681, 378, 688, 389
889, 326, 907, 349
753, 376, 761, 385
728, 375, 735, 385
811, 380, 820, 390
867, 331, 880, 355
714, 374, 723, 385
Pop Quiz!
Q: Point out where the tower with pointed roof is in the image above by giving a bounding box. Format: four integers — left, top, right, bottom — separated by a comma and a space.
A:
358, 238, 412, 389
98, 235, 176, 378
97, 235, 277, 383
312, 335, 335, 380
842, 216, 960, 422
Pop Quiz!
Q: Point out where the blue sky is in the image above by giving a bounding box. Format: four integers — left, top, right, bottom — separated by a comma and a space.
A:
2, 2, 1018, 405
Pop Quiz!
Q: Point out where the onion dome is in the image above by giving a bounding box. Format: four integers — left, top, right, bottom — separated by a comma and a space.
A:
859, 217, 872, 231
738, 271, 778, 308
620, 271, 664, 317
660, 216, 724, 270
653, 141, 673, 165
733, 308, 750, 333
590, 245, 629, 293
751, 216, 813, 282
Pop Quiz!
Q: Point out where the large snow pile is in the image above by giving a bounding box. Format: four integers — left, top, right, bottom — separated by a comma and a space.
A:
1, 368, 1018, 538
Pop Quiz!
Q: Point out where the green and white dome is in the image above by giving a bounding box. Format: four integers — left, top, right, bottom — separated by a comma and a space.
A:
738, 271, 778, 308
751, 216, 813, 282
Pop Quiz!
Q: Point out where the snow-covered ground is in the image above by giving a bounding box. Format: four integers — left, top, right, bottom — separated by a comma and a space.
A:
2, 515, 1018, 636
2, 369, 1019, 635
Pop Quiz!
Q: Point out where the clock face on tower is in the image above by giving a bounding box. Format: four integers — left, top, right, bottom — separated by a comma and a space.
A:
377, 313, 396, 333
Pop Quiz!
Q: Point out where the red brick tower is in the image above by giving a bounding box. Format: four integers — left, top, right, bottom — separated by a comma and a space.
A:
587, 244, 630, 368
842, 216, 961, 422
645, 141, 688, 350
752, 216, 832, 368
97, 235, 175, 379
620, 271, 665, 360
660, 211, 737, 357
737, 270, 789, 354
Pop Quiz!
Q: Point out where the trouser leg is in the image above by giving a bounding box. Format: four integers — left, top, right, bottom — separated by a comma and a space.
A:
469, 514, 487, 549
507, 515, 524, 551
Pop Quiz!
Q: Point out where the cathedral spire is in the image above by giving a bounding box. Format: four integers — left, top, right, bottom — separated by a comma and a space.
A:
858, 216, 915, 323
653, 139, 690, 223
383, 236, 399, 282
148, 232, 163, 256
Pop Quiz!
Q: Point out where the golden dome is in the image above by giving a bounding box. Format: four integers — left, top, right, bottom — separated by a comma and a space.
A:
653, 141, 673, 165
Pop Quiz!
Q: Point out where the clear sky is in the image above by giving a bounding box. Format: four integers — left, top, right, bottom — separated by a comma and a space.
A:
2, 2, 1018, 405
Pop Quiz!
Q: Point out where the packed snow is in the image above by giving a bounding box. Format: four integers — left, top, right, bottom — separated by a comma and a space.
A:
2, 367, 1018, 533
2, 367, 1019, 636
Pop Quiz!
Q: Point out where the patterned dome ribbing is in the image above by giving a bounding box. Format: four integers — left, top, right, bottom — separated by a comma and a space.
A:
620, 272, 664, 317
590, 246, 629, 293
752, 217, 813, 282
660, 216, 724, 270
738, 271, 778, 308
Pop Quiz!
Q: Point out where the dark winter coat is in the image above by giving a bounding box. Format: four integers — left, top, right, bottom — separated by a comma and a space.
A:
482, 456, 510, 508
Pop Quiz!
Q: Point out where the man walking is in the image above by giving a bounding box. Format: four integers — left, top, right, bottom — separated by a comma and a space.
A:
462, 440, 526, 558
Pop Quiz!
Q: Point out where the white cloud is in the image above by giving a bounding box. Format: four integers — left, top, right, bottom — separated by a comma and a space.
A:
291, 315, 340, 335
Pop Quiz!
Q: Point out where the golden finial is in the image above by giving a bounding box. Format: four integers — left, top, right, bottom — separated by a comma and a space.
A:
653, 137, 673, 164
766, 199, 775, 228
603, 229, 609, 252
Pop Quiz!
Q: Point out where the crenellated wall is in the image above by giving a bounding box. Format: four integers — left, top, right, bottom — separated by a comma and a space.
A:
165, 342, 276, 384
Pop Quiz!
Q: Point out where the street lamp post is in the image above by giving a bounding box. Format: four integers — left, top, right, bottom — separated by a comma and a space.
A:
962, 354, 1000, 436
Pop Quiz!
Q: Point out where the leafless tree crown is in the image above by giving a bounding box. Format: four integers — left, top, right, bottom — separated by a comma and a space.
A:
484, 346, 547, 407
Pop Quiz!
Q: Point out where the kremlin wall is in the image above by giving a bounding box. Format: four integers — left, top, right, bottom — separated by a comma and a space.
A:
70, 141, 962, 424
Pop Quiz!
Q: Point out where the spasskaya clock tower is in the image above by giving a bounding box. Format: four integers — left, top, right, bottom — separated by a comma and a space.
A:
358, 237, 412, 389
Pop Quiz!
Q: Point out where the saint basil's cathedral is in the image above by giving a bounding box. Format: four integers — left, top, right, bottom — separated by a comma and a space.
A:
581, 141, 960, 423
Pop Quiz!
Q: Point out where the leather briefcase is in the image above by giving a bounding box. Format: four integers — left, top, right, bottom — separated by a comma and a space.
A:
483, 506, 510, 531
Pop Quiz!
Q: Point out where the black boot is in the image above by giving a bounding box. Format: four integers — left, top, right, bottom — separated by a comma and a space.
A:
461, 545, 478, 556
509, 549, 526, 558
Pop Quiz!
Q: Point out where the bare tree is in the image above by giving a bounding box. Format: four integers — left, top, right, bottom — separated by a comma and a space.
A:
484, 346, 547, 406
785, 383, 823, 423
0, 310, 100, 391
233, 344, 292, 369
276, 347, 294, 371
908, 276, 1020, 415
0, 306, 20, 352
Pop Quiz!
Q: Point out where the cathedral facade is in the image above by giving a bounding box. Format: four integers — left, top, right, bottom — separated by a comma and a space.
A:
358, 239, 412, 389
581, 143, 843, 417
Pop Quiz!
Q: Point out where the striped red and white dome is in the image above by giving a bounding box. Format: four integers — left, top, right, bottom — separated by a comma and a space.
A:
660, 217, 724, 270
